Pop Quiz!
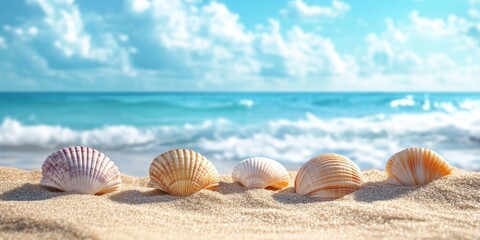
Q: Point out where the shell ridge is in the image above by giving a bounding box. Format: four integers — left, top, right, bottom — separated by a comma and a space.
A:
155, 158, 171, 192
97, 148, 121, 194
151, 155, 170, 192
41, 154, 63, 190
78, 146, 88, 193
148, 149, 219, 195
40, 154, 63, 190
199, 153, 217, 190
85, 147, 93, 194
232, 157, 289, 189
169, 149, 181, 194
57, 149, 69, 190
386, 147, 452, 186
89, 150, 103, 194
194, 154, 209, 191
65, 147, 76, 192
92, 149, 104, 193
167, 150, 178, 187
40, 146, 121, 194
295, 154, 364, 199
102, 158, 119, 188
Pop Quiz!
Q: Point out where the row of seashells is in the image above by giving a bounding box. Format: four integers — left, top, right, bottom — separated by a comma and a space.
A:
40, 146, 453, 200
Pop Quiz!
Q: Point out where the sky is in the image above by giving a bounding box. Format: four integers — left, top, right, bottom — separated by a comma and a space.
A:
0, 0, 479, 92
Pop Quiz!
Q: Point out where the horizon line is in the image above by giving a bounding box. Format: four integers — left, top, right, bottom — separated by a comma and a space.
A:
1, 91, 480, 94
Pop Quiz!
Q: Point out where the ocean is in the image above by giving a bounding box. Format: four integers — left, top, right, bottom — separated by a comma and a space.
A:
1, 92, 479, 176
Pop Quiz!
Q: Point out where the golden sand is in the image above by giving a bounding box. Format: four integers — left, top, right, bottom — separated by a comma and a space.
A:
0, 167, 479, 239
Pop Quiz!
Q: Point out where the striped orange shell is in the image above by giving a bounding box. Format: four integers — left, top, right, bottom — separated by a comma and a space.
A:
148, 149, 220, 196
295, 154, 364, 200
386, 147, 453, 186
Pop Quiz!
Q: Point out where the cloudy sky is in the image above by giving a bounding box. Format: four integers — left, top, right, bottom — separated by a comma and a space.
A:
0, 0, 479, 91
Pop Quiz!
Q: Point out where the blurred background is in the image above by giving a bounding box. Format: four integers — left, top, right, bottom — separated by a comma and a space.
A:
0, 0, 479, 175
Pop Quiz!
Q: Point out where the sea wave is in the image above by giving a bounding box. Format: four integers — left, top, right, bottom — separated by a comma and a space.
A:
390, 95, 480, 113
238, 99, 254, 108
390, 95, 415, 108
1, 109, 480, 171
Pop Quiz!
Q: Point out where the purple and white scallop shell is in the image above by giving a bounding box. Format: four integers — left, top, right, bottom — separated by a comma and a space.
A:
40, 146, 122, 194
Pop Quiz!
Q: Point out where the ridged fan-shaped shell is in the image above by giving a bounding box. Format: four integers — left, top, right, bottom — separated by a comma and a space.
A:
148, 149, 219, 196
386, 147, 453, 186
232, 157, 290, 189
295, 154, 364, 200
40, 146, 122, 194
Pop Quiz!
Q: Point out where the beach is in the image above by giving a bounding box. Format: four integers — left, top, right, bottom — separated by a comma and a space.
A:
0, 167, 479, 239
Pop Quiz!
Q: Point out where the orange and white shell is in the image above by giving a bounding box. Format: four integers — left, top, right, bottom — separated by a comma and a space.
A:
148, 149, 220, 196
232, 157, 290, 189
295, 154, 364, 200
40, 146, 122, 194
386, 147, 453, 186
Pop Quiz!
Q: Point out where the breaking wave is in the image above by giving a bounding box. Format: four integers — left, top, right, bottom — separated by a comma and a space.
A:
2, 108, 480, 171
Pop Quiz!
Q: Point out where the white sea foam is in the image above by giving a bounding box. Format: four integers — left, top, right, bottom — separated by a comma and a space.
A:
422, 98, 431, 111
433, 101, 457, 113
390, 95, 415, 108
459, 99, 480, 110
238, 99, 254, 108
1, 109, 480, 171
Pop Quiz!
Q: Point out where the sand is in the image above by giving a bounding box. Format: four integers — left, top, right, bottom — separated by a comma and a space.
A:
0, 167, 479, 240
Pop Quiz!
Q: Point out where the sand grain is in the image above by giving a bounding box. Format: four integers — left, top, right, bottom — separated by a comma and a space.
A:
0, 167, 479, 239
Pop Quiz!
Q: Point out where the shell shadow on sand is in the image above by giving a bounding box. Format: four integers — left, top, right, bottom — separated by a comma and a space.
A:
353, 180, 421, 203
109, 189, 181, 204
0, 183, 68, 201
272, 181, 423, 204
215, 181, 249, 195
109, 181, 249, 204
272, 187, 320, 204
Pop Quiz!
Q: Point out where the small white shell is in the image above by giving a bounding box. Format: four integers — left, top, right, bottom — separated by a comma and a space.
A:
232, 157, 290, 189
295, 154, 364, 200
386, 147, 453, 186
148, 149, 220, 196
40, 146, 122, 194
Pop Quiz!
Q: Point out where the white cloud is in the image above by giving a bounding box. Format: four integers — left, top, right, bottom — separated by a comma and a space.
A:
364, 19, 423, 73
361, 10, 480, 90
2, 0, 478, 91
34, 0, 103, 59
28, 26, 38, 36
14, 28, 24, 35
129, 0, 261, 84
130, 0, 151, 12
260, 19, 351, 77
469, 8, 480, 18
0, 36, 7, 49
127, 0, 352, 86
203, 2, 253, 47
3, 25, 38, 40
408, 11, 471, 38
27, 0, 135, 75
119, 34, 129, 42
281, 0, 350, 20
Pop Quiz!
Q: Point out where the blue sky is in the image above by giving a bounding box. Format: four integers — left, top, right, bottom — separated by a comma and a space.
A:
0, 0, 479, 91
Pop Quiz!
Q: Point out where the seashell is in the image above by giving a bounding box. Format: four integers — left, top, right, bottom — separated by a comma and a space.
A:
386, 147, 453, 186
232, 157, 290, 189
295, 154, 364, 200
40, 146, 122, 194
148, 149, 219, 196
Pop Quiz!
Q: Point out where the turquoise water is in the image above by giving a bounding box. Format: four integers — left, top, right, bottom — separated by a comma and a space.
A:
1, 92, 480, 175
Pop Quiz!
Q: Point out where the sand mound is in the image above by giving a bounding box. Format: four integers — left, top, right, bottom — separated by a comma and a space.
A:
0, 167, 479, 239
